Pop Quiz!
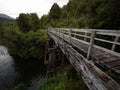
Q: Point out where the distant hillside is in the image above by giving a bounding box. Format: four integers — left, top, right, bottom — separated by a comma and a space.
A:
0, 13, 15, 21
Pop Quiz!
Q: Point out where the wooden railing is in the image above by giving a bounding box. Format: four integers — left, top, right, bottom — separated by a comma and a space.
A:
48, 28, 120, 59
47, 28, 120, 90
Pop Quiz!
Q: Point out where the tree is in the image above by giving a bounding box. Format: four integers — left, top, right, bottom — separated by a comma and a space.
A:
30, 13, 40, 30
39, 0, 120, 29
49, 3, 61, 21
89, 0, 120, 29
0, 22, 4, 38
40, 15, 50, 29
17, 13, 40, 32
17, 13, 31, 32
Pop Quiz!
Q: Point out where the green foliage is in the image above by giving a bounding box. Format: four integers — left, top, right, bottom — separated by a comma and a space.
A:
17, 13, 31, 32
0, 21, 18, 38
0, 14, 48, 63
77, 17, 86, 28
40, 15, 50, 29
17, 13, 40, 32
12, 83, 25, 90
30, 13, 40, 30
0, 13, 48, 60
48, 3, 62, 27
39, 66, 88, 90
0, 20, 47, 60
19, 30, 47, 59
40, 0, 120, 30
1, 28, 47, 60
0, 22, 4, 38
49, 3, 61, 21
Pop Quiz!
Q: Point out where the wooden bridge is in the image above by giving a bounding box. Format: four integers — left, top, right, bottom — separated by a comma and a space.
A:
47, 28, 120, 90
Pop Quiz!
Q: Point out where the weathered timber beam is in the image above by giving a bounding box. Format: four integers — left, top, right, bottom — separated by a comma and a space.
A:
48, 32, 120, 90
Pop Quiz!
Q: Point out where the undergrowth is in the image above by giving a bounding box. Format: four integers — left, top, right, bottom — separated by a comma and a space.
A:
39, 66, 88, 90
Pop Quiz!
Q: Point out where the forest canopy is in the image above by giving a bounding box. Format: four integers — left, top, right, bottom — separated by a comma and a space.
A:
40, 0, 120, 30
0, 13, 47, 60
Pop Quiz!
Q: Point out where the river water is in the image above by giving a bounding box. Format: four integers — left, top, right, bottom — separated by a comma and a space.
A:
0, 45, 46, 90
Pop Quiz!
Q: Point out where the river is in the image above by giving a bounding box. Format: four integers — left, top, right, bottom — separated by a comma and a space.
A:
0, 45, 46, 90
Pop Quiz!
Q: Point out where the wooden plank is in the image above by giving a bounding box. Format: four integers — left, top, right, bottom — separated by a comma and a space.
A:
50, 29, 120, 57
48, 31, 120, 90
59, 29, 118, 73
71, 33, 91, 39
51, 28, 120, 36
105, 60, 120, 68
94, 57, 120, 72
100, 57, 120, 63
92, 53, 113, 60
58, 32, 89, 53
111, 36, 119, 51
95, 37, 120, 45
64, 42, 120, 90
87, 31, 96, 59
112, 66, 120, 74
96, 31, 120, 37
50, 30, 120, 58
48, 29, 120, 75
63, 30, 120, 58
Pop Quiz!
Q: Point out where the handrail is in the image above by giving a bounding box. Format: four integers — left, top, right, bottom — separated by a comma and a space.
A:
47, 28, 120, 90
50, 28, 120, 36
48, 28, 120, 58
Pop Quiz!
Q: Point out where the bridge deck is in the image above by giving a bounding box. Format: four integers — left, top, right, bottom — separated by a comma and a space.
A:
48, 28, 120, 90
64, 34, 120, 74
50, 29, 120, 75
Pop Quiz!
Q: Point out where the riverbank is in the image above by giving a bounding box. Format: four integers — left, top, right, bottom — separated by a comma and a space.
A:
0, 45, 47, 90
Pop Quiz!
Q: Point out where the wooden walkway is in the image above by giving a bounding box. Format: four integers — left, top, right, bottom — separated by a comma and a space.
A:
47, 28, 120, 90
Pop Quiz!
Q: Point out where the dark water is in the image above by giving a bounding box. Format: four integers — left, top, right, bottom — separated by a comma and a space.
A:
0, 45, 46, 90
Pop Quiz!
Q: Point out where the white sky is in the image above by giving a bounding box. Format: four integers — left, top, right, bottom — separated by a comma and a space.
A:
0, 0, 69, 18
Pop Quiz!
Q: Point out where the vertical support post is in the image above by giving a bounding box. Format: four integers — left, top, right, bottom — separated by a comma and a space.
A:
69, 29, 72, 45
61, 53, 65, 65
56, 28, 57, 35
111, 36, 119, 51
44, 39, 49, 64
62, 29, 64, 40
58, 28, 60, 44
62, 29, 65, 54
59, 28, 61, 39
57, 28, 58, 33
46, 45, 57, 77
87, 31, 96, 59
84, 32, 87, 41
59, 28, 61, 36
53, 28, 54, 33
74, 31, 76, 38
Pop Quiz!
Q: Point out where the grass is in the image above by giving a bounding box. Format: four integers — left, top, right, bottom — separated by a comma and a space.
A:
39, 66, 88, 90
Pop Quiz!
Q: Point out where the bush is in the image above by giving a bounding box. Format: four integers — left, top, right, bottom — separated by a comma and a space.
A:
39, 66, 88, 90
1, 28, 48, 60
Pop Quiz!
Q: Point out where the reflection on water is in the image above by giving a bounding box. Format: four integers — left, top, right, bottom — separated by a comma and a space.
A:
0, 45, 46, 90
0, 46, 18, 89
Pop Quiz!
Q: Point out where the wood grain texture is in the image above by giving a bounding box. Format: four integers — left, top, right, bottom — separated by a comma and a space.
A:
50, 30, 120, 74
48, 30, 120, 90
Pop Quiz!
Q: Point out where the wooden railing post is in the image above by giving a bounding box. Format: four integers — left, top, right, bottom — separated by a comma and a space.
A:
59, 28, 60, 36
56, 28, 57, 35
69, 29, 72, 45
87, 31, 96, 59
84, 32, 87, 41
62, 29, 64, 40
111, 36, 119, 51
74, 31, 76, 38
58, 28, 60, 44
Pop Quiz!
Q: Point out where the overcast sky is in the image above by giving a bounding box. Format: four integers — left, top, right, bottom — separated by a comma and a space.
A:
0, 0, 69, 18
